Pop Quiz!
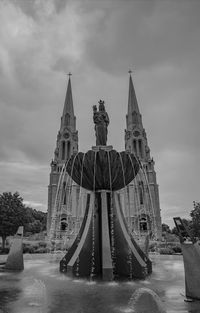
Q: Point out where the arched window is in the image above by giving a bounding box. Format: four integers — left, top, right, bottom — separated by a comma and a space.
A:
62, 141, 66, 160
66, 141, 71, 160
133, 139, 137, 155
60, 217, 67, 231
139, 214, 148, 231
63, 182, 66, 205
139, 139, 143, 158
139, 181, 144, 205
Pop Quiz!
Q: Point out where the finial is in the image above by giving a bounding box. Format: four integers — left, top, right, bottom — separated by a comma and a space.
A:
68, 72, 72, 77
128, 69, 132, 75
98, 99, 105, 105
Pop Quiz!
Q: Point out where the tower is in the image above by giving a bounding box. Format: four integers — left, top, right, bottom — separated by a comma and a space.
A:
124, 72, 162, 239
47, 75, 79, 234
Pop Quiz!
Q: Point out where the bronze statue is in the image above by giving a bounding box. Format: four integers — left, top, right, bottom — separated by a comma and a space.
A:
93, 100, 109, 146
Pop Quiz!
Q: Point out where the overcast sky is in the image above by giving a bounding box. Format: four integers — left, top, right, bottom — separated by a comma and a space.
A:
0, 0, 199, 227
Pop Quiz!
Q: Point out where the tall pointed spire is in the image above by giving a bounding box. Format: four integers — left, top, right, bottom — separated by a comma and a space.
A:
61, 73, 76, 131
126, 71, 143, 130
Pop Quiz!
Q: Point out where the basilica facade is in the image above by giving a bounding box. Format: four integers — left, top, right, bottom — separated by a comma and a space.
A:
47, 74, 162, 240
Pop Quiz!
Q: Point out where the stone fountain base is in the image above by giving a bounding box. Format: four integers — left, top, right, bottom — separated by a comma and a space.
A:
60, 191, 152, 280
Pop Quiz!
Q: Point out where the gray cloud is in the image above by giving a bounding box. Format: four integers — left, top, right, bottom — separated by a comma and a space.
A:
0, 0, 199, 227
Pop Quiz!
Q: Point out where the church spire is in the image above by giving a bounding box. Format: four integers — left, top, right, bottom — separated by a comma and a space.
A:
126, 71, 143, 130
60, 73, 76, 131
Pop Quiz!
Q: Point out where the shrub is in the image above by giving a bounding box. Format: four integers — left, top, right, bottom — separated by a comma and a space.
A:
159, 247, 174, 255
0, 247, 9, 254
149, 243, 158, 252
38, 241, 47, 248
172, 245, 182, 254
23, 243, 39, 254
34, 247, 48, 253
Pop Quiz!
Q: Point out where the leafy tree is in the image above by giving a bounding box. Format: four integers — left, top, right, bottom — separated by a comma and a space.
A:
31, 209, 47, 231
171, 218, 192, 237
162, 223, 171, 234
0, 192, 30, 249
190, 201, 200, 238
23, 208, 47, 234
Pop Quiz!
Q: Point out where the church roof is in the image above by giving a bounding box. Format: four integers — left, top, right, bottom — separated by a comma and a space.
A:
60, 75, 76, 131
128, 73, 140, 116
63, 76, 74, 117
126, 73, 143, 129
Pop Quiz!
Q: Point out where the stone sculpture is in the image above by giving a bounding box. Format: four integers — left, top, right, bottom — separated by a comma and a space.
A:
93, 100, 109, 146
5, 226, 24, 271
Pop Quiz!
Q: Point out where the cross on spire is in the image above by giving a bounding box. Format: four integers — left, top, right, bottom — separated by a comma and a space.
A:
128, 69, 132, 75
68, 72, 72, 77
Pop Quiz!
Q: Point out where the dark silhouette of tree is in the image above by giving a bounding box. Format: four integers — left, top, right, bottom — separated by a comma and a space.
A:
190, 201, 200, 239
171, 218, 192, 237
162, 223, 171, 233
0, 192, 30, 249
0, 192, 47, 250
24, 208, 47, 235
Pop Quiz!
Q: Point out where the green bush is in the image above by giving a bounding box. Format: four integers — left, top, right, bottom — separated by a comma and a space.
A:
23, 242, 49, 254
172, 245, 182, 253
38, 241, 47, 248
34, 247, 48, 253
23, 243, 39, 254
0, 247, 9, 254
159, 247, 174, 255
149, 243, 155, 251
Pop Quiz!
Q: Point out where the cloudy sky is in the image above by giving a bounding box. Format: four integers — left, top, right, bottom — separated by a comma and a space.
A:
0, 0, 199, 227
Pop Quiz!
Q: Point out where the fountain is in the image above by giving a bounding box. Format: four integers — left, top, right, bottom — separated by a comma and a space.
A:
59, 100, 152, 280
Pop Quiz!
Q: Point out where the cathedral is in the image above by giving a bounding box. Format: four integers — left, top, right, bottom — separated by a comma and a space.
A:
47, 73, 162, 240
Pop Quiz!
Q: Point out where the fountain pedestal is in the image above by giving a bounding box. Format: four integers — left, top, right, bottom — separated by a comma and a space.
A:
59, 122, 152, 280
60, 186, 152, 280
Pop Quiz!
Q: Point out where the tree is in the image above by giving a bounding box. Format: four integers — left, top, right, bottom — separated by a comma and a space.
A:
31, 209, 47, 231
190, 201, 200, 238
23, 207, 47, 235
162, 223, 171, 234
171, 218, 192, 237
0, 192, 30, 249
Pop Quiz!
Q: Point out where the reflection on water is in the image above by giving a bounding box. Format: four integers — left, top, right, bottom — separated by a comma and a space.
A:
0, 254, 200, 313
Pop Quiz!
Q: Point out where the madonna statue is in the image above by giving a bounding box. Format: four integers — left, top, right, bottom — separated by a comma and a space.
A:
93, 100, 109, 146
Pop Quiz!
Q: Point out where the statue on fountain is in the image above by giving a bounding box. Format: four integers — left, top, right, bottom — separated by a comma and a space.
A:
93, 100, 109, 146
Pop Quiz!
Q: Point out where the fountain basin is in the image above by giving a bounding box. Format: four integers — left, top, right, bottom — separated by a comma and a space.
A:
0, 254, 196, 313
66, 149, 140, 191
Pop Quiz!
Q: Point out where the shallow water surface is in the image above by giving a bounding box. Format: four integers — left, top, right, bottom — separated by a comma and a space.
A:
0, 254, 200, 313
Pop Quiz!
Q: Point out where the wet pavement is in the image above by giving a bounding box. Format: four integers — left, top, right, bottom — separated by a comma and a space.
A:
0, 254, 200, 313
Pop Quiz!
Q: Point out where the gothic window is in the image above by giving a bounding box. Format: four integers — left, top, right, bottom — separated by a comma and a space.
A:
133, 139, 137, 155
63, 182, 66, 205
139, 139, 143, 158
139, 181, 144, 205
60, 217, 67, 231
139, 214, 148, 231
67, 141, 71, 160
65, 113, 70, 125
62, 141, 66, 160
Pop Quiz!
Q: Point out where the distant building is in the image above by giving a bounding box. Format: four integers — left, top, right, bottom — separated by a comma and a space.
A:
47, 74, 162, 239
